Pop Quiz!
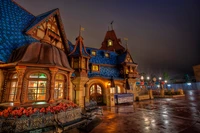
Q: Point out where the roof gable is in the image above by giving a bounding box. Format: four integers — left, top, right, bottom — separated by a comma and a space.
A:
69, 36, 90, 57
25, 9, 68, 51
117, 50, 136, 64
100, 30, 125, 53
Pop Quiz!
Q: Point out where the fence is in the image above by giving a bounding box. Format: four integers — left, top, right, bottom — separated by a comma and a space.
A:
165, 82, 200, 90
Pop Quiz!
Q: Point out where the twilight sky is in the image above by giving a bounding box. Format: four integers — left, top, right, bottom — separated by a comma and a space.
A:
15, 0, 200, 78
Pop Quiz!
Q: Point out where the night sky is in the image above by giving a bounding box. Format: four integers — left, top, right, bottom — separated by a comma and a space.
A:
15, 0, 200, 78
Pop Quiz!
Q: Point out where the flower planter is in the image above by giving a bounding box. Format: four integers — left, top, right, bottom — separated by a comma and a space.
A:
0, 102, 80, 132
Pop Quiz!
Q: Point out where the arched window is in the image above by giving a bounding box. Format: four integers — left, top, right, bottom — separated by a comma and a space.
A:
9, 74, 18, 102
28, 73, 47, 101
90, 84, 102, 95
54, 74, 64, 99
89, 84, 103, 103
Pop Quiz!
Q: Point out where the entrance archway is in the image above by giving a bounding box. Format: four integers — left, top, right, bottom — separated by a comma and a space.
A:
89, 84, 103, 104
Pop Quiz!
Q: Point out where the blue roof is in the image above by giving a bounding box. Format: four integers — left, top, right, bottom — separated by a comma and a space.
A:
86, 47, 118, 65
25, 9, 58, 32
88, 66, 122, 79
0, 0, 37, 62
117, 51, 127, 64
68, 40, 74, 52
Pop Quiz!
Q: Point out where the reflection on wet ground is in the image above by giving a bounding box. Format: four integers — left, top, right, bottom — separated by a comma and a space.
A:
90, 90, 200, 133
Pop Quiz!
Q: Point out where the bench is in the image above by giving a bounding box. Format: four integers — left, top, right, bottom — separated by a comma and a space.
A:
84, 100, 103, 117
54, 107, 88, 132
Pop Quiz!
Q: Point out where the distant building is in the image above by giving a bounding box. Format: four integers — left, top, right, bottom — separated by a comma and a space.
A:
0, 0, 140, 107
193, 65, 200, 82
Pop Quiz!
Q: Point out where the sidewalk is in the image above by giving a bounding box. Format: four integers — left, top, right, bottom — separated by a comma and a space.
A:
67, 90, 200, 133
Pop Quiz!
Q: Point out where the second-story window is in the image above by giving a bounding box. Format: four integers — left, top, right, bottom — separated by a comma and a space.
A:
92, 65, 99, 71
105, 53, 110, 58
107, 39, 113, 47
91, 51, 96, 56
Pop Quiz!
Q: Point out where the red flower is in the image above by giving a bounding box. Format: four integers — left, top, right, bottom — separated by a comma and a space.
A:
40, 108, 45, 113
33, 108, 39, 113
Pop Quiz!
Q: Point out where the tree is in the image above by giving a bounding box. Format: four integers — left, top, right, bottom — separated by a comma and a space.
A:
184, 74, 190, 83
163, 72, 169, 81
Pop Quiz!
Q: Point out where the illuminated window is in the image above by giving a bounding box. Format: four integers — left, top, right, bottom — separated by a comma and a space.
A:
116, 85, 121, 93
126, 68, 129, 74
91, 51, 96, 56
28, 73, 47, 101
105, 53, 110, 58
90, 84, 102, 95
90, 85, 95, 95
97, 85, 102, 94
9, 74, 18, 102
73, 58, 79, 68
130, 67, 133, 72
82, 58, 86, 69
92, 65, 99, 71
54, 74, 64, 99
107, 39, 113, 47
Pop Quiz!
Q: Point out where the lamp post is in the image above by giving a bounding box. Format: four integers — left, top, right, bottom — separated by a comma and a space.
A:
109, 76, 115, 106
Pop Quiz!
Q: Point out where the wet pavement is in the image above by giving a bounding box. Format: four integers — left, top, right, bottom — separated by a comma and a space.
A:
68, 90, 200, 133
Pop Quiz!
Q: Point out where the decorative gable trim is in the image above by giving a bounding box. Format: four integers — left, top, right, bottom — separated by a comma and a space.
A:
25, 9, 68, 51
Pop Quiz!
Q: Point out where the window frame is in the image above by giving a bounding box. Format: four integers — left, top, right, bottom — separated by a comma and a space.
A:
27, 73, 47, 102
54, 74, 65, 100
92, 64, 100, 72
8, 73, 18, 102
107, 39, 113, 47
91, 50, 97, 56
105, 52, 110, 58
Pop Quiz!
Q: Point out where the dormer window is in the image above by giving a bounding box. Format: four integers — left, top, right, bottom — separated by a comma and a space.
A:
107, 39, 113, 47
105, 53, 110, 58
92, 65, 99, 72
91, 50, 96, 56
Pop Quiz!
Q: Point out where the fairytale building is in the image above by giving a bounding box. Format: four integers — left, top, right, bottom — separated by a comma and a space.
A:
0, 0, 140, 107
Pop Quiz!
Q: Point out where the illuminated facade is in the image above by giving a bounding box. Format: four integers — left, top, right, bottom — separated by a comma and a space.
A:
0, 0, 139, 107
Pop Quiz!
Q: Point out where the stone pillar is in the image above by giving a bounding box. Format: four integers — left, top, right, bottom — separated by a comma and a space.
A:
149, 89, 153, 99
109, 93, 115, 106
68, 73, 73, 101
160, 84, 165, 97
128, 79, 137, 101
85, 84, 90, 103
0, 69, 4, 102
1, 70, 8, 103
16, 66, 26, 104
72, 77, 89, 108
49, 67, 58, 103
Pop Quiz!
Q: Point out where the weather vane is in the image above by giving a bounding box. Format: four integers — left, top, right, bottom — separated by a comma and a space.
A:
124, 37, 128, 50
110, 21, 114, 30
79, 25, 85, 36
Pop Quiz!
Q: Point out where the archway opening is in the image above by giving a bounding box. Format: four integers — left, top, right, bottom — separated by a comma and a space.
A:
89, 84, 103, 104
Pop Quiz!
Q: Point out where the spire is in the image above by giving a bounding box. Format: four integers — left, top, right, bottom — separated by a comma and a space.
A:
79, 25, 84, 37
68, 26, 90, 57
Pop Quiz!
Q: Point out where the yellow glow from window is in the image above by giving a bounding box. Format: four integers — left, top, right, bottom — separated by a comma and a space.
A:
92, 65, 99, 71
105, 53, 110, 58
91, 51, 96, 56
108, 40, 113, 47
